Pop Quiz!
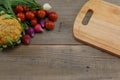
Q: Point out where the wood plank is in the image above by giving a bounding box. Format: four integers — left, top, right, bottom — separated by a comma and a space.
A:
0, 0, 120, 80
31, 0, 120, 45
30, 0, 88, 44
0, 45, 120, 80
106, 0, 120, 5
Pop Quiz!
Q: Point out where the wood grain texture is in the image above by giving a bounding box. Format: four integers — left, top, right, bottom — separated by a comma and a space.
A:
73, 0, 120, 56
0, 0, 120, 80
31, 0, 87, 44
1, 45, 120, 80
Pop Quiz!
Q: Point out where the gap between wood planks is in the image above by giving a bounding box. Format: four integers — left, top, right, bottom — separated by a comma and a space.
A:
2, 44, 119, 59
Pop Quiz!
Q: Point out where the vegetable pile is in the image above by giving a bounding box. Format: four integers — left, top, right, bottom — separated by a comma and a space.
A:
14, 3, 58, 45
0, 0, 58, 50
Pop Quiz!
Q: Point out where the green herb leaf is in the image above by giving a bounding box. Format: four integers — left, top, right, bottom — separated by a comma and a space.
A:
15, 35, 21, 44
3, 14, 13, 19
2, 45, 7, 48
6, 38, 14, 47
17, 40, 21, 44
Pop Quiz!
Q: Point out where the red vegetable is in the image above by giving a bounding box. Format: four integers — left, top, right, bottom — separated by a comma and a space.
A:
26, 28, 35, 37
23, 6, 29, 12
34, 24, 43, 33
46, 11, 50, 17
21, 35, 31, 45
45, 21, 54, 30
32, 10, 37, 16
15, 4, 23, 13
39, 19, 46, 28
37, 10, 46, 18
17, 12, 25, 22
14, 8, 18, 14
49, 12, 58, 22
26, 11, 35, 20
30, 19, 38, 26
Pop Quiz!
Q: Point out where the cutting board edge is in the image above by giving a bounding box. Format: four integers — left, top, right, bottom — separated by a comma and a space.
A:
73, 0, 120, 57
73, 32, 120, 57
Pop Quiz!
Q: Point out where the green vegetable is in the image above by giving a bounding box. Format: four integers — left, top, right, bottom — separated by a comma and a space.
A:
21, 21, 30, 35
2, 45, 7, 48
0, 0, 42, 49
6, 37, 14, 47
3, 14, 13, 19
0, 35, 22, 50
0, 0, 42, 16
16, 40, 21, 44
15, 35, 22, 44
0, 11, 5, 15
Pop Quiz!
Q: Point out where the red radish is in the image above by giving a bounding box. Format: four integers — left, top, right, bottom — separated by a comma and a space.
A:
21, 35, 31, 45
26, 28, 35, 37
34, 24, 43, 33
39, 19, 46, 28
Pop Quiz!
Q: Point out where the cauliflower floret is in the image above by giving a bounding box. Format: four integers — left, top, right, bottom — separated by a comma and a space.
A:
0, 15, 22, 45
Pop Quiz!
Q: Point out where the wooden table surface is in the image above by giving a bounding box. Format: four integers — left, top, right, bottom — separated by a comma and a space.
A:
0, 0, 120, 80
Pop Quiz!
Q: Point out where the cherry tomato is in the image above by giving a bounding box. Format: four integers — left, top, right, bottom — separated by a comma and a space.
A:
37, 10, 46, 18
23, 6, 29, 12
30, 19, 38, 26
14, 8, 18, 14
32, 10, 37, 16
26, 11, 35, 20
45, 21, 54, 30
17, 13, 25, 22
15, 4, 23, 13
49, 12, 58, 22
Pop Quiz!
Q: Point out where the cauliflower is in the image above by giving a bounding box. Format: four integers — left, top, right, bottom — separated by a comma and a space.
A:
0, 14, 22, 45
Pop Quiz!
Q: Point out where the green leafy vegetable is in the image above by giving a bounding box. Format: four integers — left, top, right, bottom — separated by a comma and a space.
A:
6, 37, 14, 47
2, 45, 7, 48
0, 11, 5, 15
0, 0, 42, 50
15, 35, 22, 44
3, 14, 13, 19
0, 0, 42, 17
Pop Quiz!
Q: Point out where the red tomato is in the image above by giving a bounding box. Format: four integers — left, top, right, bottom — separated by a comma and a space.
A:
45, 21, 54, 30
23, 6, 29, 12
30, 19, 38, 26
26, 11, 35, 20
49, 12, 58, 22
17, 13, 25, 22
14, 8, 18, 14
32, 10, 37, 16
37, 10, 46, 18
15, 4, 23, 13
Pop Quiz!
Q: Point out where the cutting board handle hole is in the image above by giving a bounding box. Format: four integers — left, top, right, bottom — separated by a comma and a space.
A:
82, 9, 93, 25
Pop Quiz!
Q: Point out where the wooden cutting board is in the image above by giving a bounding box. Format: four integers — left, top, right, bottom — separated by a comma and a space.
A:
73, 0, 120, 56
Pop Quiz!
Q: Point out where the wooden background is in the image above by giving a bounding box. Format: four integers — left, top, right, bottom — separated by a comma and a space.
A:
0, 0, 120, 80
